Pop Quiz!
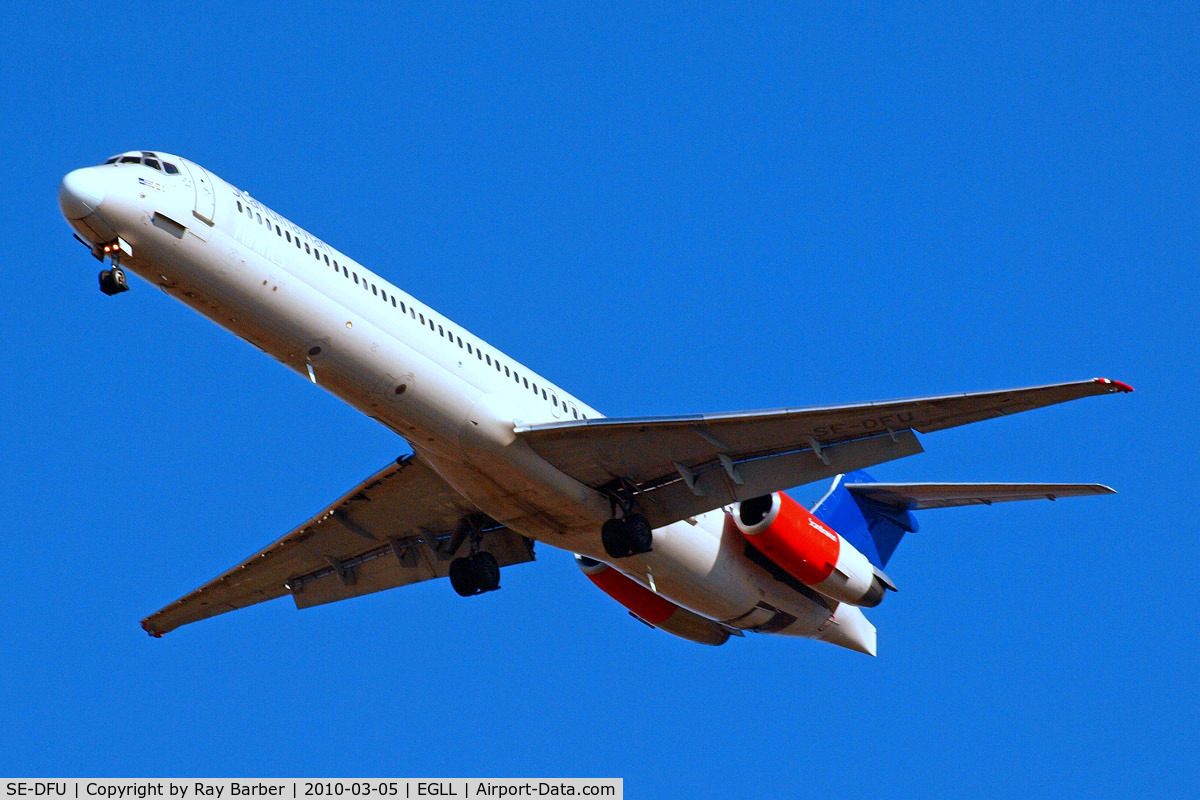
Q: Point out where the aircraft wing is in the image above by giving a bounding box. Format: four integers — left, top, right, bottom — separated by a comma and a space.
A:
515, 378, 1131, 528
141, 455, 535, 636
844, 482, 1116, 509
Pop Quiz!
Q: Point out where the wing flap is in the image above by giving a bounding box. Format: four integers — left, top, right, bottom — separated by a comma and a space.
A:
290, 529, 533, 609
515, 378, 1129, 528
845, 482, 1116, 510
141, 455, 532, 636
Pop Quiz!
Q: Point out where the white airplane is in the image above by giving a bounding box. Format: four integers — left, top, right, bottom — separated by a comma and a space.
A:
58, 151, 1132, 655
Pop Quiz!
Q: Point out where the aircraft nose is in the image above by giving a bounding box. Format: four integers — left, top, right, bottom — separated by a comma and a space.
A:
58, 167, 107, 219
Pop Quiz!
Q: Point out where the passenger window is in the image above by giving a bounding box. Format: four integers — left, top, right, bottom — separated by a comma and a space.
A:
523, 378, 529, 388
486, 355, 491, 365
496, 361, 501, 372
372, 285, 377, 295
438, 325, 443, 335
504, 366, 510, 377
391, 297, 397, 307
429, 319, 435, 331
410, 309, 416, 319
237, 201, 243, 212
353, 273, 358, 284
163, 163, 179, 174
542, 389, 548, 400
400, 301, 406, 312
467, 343, 472, 354
343, 267, 349, 277
457, 337, 463, 347
277, 226, 282, 236
285, 231, 291, 242
304, 243, 310, 253
247, 207, 253, 218
532, 383, 538, 393
552, 395, 558, 406
572, 409, 578, 419
419, 314, 424, 323
256, 213, 262, 223
324, 255, 330, 265
296, 237, 301, 249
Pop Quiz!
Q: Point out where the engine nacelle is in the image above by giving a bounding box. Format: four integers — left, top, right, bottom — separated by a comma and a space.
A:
733, 492, 892, 607
575, 555, 730, 646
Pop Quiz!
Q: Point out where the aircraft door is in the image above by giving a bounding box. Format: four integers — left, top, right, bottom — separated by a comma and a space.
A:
181, 161, 217, 225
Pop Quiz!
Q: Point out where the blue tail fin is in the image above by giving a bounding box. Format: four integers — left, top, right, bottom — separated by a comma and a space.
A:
810, 470, 917, 569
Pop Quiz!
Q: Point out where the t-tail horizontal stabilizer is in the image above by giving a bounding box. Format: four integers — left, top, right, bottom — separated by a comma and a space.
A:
844, 482, 1116, 510
811, 471, 1116, 569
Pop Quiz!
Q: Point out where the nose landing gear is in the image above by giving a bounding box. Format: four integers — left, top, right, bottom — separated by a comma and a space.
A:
93, 239, 130, 296
99, 267, 129, 296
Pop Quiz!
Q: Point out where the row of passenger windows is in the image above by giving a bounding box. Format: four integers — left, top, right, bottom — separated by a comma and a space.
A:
234, 198, 586, 419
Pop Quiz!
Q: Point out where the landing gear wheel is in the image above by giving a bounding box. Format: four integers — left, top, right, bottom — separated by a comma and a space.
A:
449, 552, 501, 596
624, 514, 653, 555
601, 518, 628, 558
470, 552, 501, 592
449, 557, 477, 596
99, 267, 129, 296
601, 515, 654, 559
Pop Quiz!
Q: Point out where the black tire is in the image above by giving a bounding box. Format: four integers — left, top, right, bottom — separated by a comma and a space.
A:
601, 518, 629, 558
471, 552, 501, 592
624, 514, 653, 555
449, 557, 477, 596
98, 269, 113, 294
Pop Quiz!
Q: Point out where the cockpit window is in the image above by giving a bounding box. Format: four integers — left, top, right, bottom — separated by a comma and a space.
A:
105, 157, 119, 164
163, 162, 179, 174
144, 159, 162, 171
119, 156, 140, 164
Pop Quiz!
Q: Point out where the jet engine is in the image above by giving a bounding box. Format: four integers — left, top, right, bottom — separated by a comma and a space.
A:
732, 491, 894, 607
575, 555, 730, 646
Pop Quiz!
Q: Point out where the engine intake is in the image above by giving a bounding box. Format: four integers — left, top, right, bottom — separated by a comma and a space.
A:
733, 492, 893, 607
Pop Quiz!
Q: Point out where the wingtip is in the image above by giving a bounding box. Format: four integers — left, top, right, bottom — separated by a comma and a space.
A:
141, 619, 164, 638
1093, 377, 1134, 393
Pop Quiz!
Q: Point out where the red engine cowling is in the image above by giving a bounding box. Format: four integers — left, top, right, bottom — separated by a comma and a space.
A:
575, 555, 730, 646
732, 492, 892, 607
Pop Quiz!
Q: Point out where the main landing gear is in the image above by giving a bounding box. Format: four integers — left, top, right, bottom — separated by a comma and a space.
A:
449, 551, 501, 597
99, 267, 129, 296
600, 481, 654, 559
601, 513, 653, 559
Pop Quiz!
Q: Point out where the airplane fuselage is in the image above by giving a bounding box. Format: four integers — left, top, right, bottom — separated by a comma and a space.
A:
59, 151, 879, 651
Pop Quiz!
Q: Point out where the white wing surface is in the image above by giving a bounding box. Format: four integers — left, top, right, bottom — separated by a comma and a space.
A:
515, 378, 1131, 528
845, 482, 1115, 510
142, 455, 534, 636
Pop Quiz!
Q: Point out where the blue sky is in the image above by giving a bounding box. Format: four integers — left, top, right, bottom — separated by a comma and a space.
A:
2, 2, 1196, 795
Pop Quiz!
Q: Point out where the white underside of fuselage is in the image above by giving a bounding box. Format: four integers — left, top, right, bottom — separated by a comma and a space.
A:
64, 157, 873, 649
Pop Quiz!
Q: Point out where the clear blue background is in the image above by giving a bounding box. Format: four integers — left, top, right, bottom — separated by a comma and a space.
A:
2, 2, 1196, 796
